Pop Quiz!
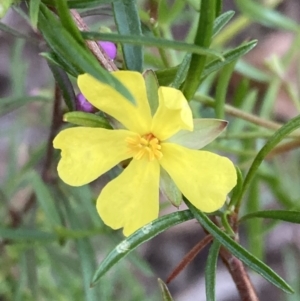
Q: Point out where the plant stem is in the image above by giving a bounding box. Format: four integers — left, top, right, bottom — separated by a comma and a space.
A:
70, 10, 118, 72
220, 247, 259, 301
194, 94, 300, 138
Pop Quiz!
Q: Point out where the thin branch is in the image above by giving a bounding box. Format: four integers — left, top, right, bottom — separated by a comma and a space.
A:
166, 234, 213, 284
70, 10, 118, 72
194, 94, 300, 138
220, 247, 259, 301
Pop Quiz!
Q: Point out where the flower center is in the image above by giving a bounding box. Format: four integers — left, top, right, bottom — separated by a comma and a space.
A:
126, 133, 163, 161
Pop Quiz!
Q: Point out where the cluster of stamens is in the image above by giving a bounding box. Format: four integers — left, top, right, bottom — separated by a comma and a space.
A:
126, 133, 163, 161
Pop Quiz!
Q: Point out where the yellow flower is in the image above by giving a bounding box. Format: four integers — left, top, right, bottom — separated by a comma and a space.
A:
53, 71, 237, 236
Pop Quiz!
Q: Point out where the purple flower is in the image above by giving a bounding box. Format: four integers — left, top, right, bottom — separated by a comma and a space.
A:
98, 41, 117, 60
75, 93, 96, 113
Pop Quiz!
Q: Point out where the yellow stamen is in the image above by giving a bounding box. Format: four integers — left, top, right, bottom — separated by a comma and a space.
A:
126, 133, 163, 161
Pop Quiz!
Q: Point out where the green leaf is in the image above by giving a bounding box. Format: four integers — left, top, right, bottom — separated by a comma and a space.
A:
182, 0, 216, 100
91, 210, 194, 285
158, 279, 175, 301
113, 0, 143, 71
24, 249, 38, 299
0, 0, 13, 18
238, 114, 300, 203
213, 10, 235, 37
0, 21, 39, 43
0, 95, 51, 116
245, 178, 263, 260
155, 40, 257, 87
66, 0, 118, 9
38, 4, 136, 105
54, 0, 84, 45
48, 63, 76, 111
29, 0, 41, 29
235, 60, 271, 83
40, 51, 79, 77
202, 40, 257, 79
185, 199, 294, 293
170, 53, 191, 89
228, 166, 244, 208
160, 168, 182, 208
41, 0, 117, 8
143, 69, 159, 116
25, 171, 62, 227
205, 240, 221, 301
235, 0, 299, 32
215, 61, 236, 119
168, 119, 228, 150
82, 32, 224, 59
63, 111, 113, 128
0, 228, 56, 241
162, 11, 235, 89
240, 210, 300, 224
62, 193, 99, 301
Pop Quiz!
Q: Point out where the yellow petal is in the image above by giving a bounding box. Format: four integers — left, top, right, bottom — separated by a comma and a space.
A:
160, 143, 237, 212
53, 127, 135, 186
97, 158, 160, 236
151, 87, 193, 141
77, 71, 152, 134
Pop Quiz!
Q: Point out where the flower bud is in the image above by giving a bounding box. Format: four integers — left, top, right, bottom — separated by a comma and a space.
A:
98, 41, 117, 60
75, 93, 96, 113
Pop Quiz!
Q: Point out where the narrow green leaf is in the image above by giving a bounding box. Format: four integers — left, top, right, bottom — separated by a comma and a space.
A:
82, 32, 224, 59
228, 166, 244, 208
235, 0, 299, 32
160, 168, 182, 208
143, 69, 159, 115
246, 178, 263, 260
205, 240, 221, 301
158, 278, 175, 301
54, 0, 84, 45
91, 210, 194, 285
41, 0, 116, 9
213, 11, 235, 37
238, 114, 300, 203
215, 61, 236, 119
0, 228, 56, 241
235, 60, 271, 82
25, 249, 38, 299
26, 171, 62, 227
202, 40, 257, 79
63, 111, 113, 128
0, 95, 51, 116
155, 40, 257, 87
77, 239, 99, 301
170, 53, 191, 89
149, 10, 234, 88
38, 4, 135, 105
113, 0, 143, 71
240, 210, 300, 224
48, 63, 76, 111
0, 22, 38, 43
29, 0, 41, 29
182, 0, 216, 100
40, 51, 79, 77
15, 253, 28, 301
185, 199, 294, 293
63, 194, 99, 301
